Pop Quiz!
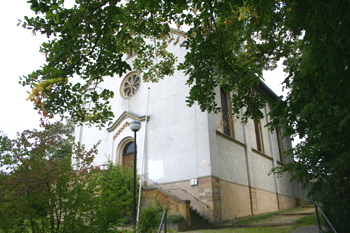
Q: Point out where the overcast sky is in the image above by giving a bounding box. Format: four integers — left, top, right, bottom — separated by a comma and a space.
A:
0, 1, 285, 139
0, 2, 46, 138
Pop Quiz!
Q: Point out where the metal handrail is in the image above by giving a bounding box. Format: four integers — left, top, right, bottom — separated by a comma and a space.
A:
314, 201, 337, 233
157, 210, 167, 233
143, 176, 211, 209
167, 188, 211, 209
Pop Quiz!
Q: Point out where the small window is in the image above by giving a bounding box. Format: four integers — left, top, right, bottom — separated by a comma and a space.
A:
123, 142, 136, 167
254, 120, 264, 153
120, 72, 141, 98
220, 88, 234, 137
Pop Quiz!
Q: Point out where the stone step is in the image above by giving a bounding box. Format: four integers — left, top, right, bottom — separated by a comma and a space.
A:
189, 207, 217, 230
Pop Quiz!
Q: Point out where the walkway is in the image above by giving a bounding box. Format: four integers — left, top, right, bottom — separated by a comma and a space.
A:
292, 225, 324, 233
225, 205, 325, 232
187, 205, 326, 232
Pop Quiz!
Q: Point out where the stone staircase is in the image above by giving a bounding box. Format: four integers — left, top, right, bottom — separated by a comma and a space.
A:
189, 207, 217, 230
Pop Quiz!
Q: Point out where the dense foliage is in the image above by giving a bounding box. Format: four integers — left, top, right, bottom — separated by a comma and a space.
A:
0, 124, 136, 232
21, 0, 350, 231
137, 201, 163, 233
167, 213, 185, 224
95, 162, 135, 229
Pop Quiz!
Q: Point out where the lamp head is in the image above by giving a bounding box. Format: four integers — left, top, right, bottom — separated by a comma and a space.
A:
129, 120, 141, 132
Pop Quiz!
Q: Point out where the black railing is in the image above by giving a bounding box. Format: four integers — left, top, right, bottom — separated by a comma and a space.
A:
143, 176, 211, 209
314, 201, 337, 233
167, 188, 211, 209
157, 210, 167, 233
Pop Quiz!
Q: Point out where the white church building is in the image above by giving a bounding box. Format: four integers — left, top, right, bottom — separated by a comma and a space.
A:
75, 29, 309, 224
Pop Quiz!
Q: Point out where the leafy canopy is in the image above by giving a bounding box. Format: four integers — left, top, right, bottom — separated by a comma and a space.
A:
22, 0, 294, 125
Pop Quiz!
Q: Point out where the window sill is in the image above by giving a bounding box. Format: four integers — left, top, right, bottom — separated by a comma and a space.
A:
216, 130, 246, 148
251, 148, 273, 161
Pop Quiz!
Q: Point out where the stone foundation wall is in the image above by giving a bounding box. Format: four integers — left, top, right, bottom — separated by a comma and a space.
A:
141, 188, 191, 226
198, 177, 222, 222
253, 188, 279, 215
220, 180, 252, 220
142, 176, 304, 224
277, 193, 297, 210
220, 180, 303, 220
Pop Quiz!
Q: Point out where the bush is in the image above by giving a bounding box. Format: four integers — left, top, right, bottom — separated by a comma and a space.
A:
137, 201, 163, 233
94, 162, 136, 230
167, 214, 185, 223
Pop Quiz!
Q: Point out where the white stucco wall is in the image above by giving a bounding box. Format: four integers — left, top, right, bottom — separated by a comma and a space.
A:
216, 135, 248, 185
75, 32, 214, 184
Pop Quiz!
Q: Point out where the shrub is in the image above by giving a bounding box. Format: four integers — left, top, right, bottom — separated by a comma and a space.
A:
167, 214, 185, 223
94, 162, 136, 230
137, 201, 163, 233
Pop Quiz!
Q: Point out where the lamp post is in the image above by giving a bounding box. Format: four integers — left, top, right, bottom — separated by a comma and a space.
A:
129, 120, 141, 223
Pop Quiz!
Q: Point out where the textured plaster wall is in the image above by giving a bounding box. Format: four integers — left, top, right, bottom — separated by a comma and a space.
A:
216, 135, 248, 185
74, 124, 116, 166
249, 152, 275, 193
76, 33, 213, 184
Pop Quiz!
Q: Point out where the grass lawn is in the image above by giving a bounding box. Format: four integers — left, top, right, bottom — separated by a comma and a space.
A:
186, 210, 319, 233
190, 226, 292, 233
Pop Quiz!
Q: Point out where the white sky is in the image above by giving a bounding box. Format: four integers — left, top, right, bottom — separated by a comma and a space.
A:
0, 2, 46, 138
0, 1, 286, 139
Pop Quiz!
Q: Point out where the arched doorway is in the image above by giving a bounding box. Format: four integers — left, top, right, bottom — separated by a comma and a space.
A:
122, 141, 136, 167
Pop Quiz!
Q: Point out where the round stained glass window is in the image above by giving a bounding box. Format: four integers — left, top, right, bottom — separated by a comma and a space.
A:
120, 72, 141, 98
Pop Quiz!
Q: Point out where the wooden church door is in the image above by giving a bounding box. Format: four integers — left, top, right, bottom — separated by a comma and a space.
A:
123, 142, 136, 167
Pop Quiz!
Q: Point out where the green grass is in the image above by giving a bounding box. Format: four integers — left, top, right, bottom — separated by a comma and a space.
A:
195, 226, 291, 233
185, 207, 319, 233
232, 212, 279, 225
232, 206, 314, 226
232, 207, 296, 225
296, 213, 318, 226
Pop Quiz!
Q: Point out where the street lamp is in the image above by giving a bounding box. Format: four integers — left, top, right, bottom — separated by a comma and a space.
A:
129, 120, 141, 223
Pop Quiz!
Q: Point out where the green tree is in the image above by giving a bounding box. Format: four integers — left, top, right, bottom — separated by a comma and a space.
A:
0, 123, 100, 233
21, 0, 350, 231
1, 124, 139, 232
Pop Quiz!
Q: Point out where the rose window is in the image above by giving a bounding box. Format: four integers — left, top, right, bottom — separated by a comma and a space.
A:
120, 72, 141, 98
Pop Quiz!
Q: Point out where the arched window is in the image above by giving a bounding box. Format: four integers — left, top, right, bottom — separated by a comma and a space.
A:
254, 120, 264, 153
276, 129, 284, 162
220, 88, 234, 138
123, 142, 135, 166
